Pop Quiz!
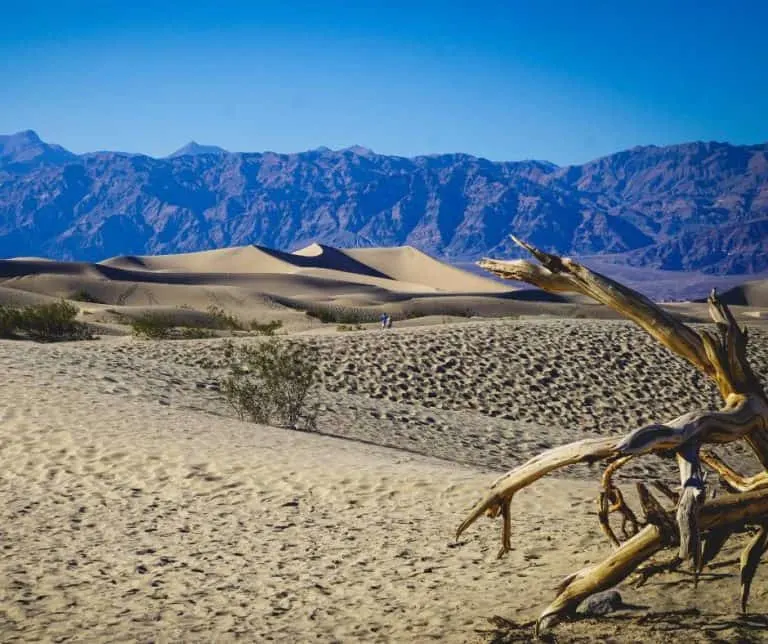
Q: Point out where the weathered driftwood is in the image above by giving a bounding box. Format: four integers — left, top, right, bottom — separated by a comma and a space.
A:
457, 237, 768, 635
536, 485, 768, 634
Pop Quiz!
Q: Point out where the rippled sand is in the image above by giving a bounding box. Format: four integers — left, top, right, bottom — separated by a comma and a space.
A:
2, 317, 768, 642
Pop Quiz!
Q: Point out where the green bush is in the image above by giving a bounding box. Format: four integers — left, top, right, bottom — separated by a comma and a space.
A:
207, 305, 243, 330
131, 312, 226, 340
249, 319, 283, 336
130, 313, 176, 339
219, 339, 319, 430
178, 326, 216, 339
400, 304, 477, 320
304, 305, 378, 325
0, 300, 92, 342
336, 323, 363, 332
70, 289, 104, 304
0, 306, 20, 337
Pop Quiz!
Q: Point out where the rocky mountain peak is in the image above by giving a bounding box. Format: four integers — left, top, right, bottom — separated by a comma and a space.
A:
168, 141, 229, 158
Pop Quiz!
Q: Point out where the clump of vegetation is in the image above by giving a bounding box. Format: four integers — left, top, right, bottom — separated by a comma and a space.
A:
0, 306, 18, 337
130, 313, 176, 339
249, 319, 283, 336
304, 304, 379, 325
0, 300, 92, 342
401, 304, 477, 320
130, 312, 220, 340
219, 339, 319, 430
207, 305, 243, 330
336, 323, 363, 332
70, 289, 105, 304
178, 326, 216, 339
447, 306, 475, 318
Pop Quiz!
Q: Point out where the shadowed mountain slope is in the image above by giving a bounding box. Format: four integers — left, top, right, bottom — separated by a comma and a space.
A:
1, 132, 765, 274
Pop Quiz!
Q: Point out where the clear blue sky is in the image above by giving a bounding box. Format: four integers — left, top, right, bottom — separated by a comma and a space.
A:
2, 1, 767, 165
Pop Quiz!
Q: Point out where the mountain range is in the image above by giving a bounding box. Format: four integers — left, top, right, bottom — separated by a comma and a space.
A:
0, 129, 766, 273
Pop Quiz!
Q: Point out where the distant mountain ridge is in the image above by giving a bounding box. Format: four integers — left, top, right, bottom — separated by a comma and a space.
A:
0, 130, 766, 273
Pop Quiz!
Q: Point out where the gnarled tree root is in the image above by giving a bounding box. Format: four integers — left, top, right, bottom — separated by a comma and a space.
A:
457, 238, 768, 637
536, 486, 768, 634
598, 456, 639, 548
456, 437, 618, 558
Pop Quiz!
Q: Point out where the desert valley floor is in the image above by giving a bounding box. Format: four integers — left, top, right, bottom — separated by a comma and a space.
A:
2, 244, 768, 643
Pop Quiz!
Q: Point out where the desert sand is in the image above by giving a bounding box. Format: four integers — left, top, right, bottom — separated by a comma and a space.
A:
2, 245, 768, 643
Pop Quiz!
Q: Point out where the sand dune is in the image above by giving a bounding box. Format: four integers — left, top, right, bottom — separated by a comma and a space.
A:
0, 244, 591, 335
717, 279, 768, 308
102, 245, 298, 275
343, 245, 512, 293
4, 245, 765, 339
0, 258, 107, 280
0, 284, 61, 307
99, 243, 511, 294
4, 270, 415, 301
281, 243, 390, 278
96, 254, 152, 271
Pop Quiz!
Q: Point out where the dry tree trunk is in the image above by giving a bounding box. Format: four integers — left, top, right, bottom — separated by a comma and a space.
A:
457, 237, 768, 635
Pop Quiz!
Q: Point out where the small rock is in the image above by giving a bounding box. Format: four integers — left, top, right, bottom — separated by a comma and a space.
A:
578, 589, 623, 616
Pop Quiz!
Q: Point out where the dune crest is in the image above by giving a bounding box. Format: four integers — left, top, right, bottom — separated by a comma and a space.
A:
342, 245, 512, 293
717, 279, 768, 308
0, 243, 519, 312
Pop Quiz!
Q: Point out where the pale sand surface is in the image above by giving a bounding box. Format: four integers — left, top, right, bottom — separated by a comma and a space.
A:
2, 318, 768, 642
3, 245, 768, 642
0, 333, 598, 643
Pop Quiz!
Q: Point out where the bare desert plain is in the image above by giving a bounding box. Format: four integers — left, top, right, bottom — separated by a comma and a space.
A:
2, 243, 768, 643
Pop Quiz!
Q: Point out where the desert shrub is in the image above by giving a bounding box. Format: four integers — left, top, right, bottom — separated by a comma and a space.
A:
304, 308, 334, 323
249, 319, 283, 336
130, 313, 176, 339
219, 339, 319, 429
207, 305, 243, 330
0, 300, 92, 342
336, 323, 363, 332
399, 304, 476, 320
70, 289, 104, 304
304, 305, 378, 325
0, 306, 20, 337
131, 312, 222, 340
178, 326, 216, 339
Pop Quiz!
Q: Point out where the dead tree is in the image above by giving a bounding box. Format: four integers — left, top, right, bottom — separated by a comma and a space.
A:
456, 237, 768, 636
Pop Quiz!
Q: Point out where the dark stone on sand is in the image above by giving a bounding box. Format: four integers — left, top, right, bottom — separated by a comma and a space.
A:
578, 589, 623, 616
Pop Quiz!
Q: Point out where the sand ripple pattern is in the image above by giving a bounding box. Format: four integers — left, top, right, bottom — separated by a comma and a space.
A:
33, 318, 766, 474
304, 319, 767, 432
2, 319, 768, 641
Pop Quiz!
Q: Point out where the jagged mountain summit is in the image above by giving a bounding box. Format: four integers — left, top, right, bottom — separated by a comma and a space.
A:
0, 129, 76, 170
0, 131, 766, 273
